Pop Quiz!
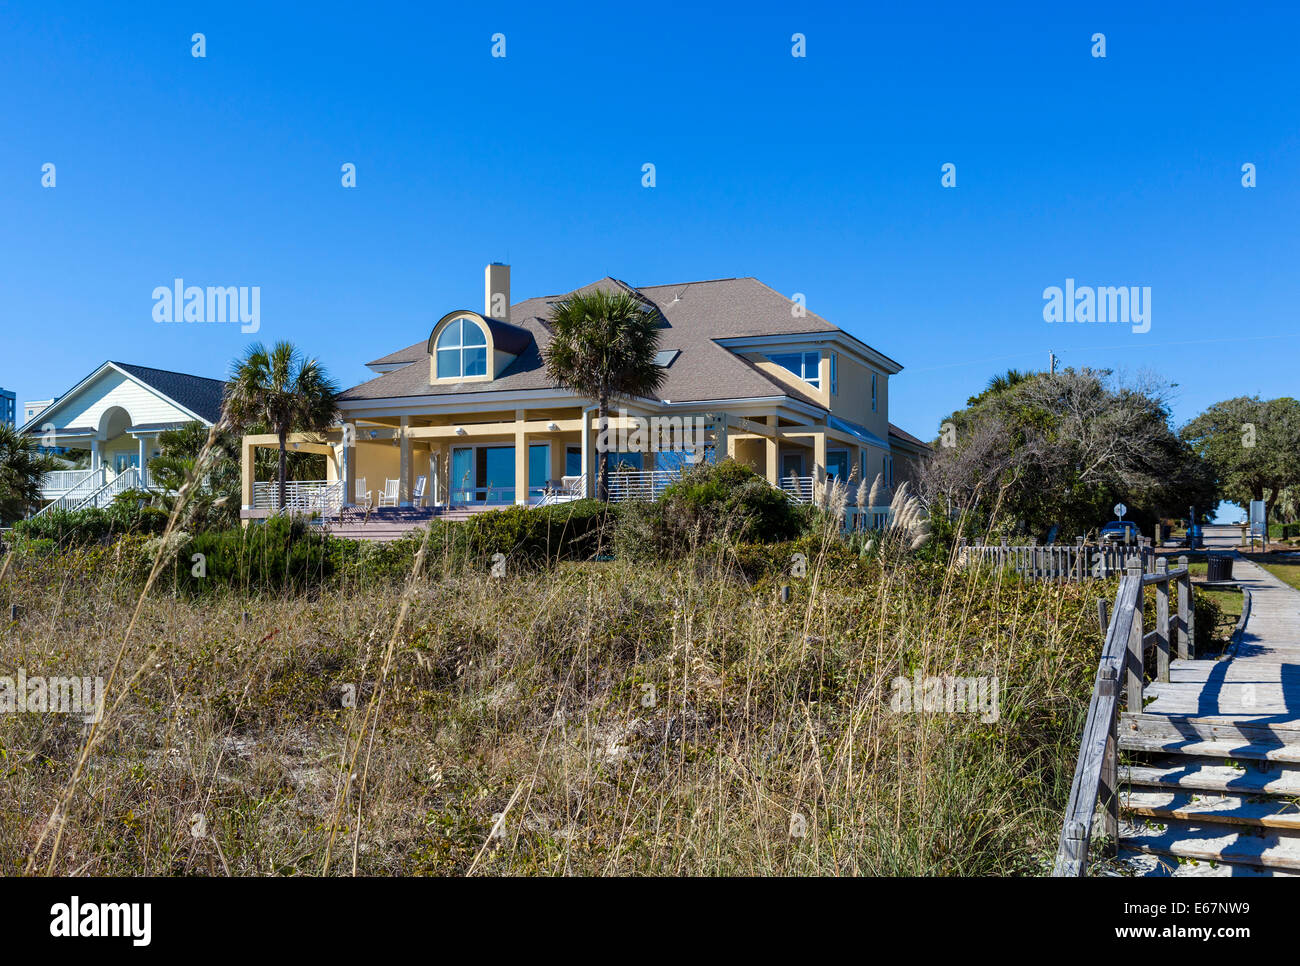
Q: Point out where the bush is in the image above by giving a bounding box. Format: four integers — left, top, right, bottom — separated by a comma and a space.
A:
1268, 522, 1299, 540
172, 515, 336, 594
614, 459, 806, 561
457, 499, 617, 566
12, 501, 170, 547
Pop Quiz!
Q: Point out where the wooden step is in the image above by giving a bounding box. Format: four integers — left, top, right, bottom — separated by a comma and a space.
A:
1119, 734, 1300, 764
1121, 712, 1300, 746
1119, 847, 1298, 877
1123, 756, 1300, 797
1121, 819, 1300, 872
1123, 790, 1300, 830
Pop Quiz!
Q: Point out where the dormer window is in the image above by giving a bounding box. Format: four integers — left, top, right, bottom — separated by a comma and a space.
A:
767, 351, 821, 389
436, 317, 488, 379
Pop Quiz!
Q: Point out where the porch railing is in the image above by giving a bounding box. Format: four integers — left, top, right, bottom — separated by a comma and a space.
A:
253, 480, 343, 516
779, 475, 816, 503
605, 470, 680, 502
32, 467, 107, 516
40, 469, 97, 497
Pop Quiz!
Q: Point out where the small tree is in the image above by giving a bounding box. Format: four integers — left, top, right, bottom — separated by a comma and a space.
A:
543, 289, 665, 500
225, 342, 340, 512
0, 425, 55, 524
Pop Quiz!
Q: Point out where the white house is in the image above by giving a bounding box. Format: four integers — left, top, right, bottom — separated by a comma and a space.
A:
19, 361, 226, 514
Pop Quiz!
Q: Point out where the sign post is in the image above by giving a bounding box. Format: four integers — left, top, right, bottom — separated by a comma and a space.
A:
1249, 500, 1267, 552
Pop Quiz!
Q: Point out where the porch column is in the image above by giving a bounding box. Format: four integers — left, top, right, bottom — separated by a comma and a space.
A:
581, 409, 593, 498
813, 431, 827, 483
433, 443, 446, 506
514, 409, 528, 505
138, 435, 148, 487
427, 450, 437, 506
341, 424, 355, 506
713, 412, 728, 464
90, 438, 100, 472
241, 438, 255, 518
764, 416, 778, 484
398, 416, 411, 506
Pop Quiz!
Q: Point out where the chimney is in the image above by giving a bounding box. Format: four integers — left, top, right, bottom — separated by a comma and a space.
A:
485, 263, 510, 321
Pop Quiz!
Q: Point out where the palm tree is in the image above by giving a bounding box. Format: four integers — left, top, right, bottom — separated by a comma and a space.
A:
225, 342, 340, 512
543, 289, 665, 501
0, 425, 55, 524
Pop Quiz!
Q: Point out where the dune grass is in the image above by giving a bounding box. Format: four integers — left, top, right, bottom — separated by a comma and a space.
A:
0, 529, 1113, 877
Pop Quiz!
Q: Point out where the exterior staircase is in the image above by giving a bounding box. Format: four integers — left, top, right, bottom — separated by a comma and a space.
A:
33, 467, 144, 517
1118, 713, 1300, 876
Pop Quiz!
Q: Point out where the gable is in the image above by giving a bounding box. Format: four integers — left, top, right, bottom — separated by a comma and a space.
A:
23, 363, 218, 433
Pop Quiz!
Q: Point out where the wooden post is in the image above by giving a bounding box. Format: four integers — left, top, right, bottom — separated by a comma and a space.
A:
1175, 554, 1190, 660
1097, 598, 1109, 636
1076, 536, 1085, 581
1099, 662, 1120, 851
1126, 555, 1144, 712
1155, 557, 1170, 681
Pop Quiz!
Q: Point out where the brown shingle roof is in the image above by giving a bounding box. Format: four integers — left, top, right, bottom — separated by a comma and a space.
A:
888, 423, 931, 449
342, 276, 883, 407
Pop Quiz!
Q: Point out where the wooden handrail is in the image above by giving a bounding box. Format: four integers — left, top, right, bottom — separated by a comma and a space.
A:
1053, 554, 1196, 876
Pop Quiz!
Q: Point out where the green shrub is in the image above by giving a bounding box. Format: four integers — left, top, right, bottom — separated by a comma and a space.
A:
614, 459, 806, 561
172, 515, 335, 594
12, 501, 170, 547
457, 499, 616, 566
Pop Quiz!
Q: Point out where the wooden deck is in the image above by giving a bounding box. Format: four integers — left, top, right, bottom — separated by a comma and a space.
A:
1117, 555, 1300, 876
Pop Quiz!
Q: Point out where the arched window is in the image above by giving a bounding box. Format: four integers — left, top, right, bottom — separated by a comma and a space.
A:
435, 317, 488, 378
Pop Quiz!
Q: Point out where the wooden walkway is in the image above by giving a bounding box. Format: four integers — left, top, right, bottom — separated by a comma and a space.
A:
1142, 556, 1300, 717
1118, 555, 1300, 876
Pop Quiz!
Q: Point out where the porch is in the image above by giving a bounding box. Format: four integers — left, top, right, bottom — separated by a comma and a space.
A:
239, 407, 900, 525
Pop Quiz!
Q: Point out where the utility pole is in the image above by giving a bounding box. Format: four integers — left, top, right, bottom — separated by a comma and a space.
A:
1048, 350, 1057, 374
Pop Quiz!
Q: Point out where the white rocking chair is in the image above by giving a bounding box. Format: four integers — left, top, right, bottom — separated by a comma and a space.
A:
412, 475, 427, 506
355, 477, 372, 508
378, 478, 400, 507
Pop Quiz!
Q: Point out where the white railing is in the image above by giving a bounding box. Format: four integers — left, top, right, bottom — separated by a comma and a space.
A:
253, 479, 343, 516
33, 467, 144, 517
780, 475, 815, 503
83, 467, 143, 509
606, 470, 680, 502
40, 469, 97, 497
32, 468, 107, 516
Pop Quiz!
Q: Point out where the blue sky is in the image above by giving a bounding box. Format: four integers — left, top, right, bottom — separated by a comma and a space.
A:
3, 1, 1297, 487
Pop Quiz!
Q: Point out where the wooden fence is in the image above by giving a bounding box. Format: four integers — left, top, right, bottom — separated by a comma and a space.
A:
1053, 556, 1193, 876
959, 537, 1156, 582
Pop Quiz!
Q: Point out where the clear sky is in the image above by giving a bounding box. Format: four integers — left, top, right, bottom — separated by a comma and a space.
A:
3, 1, 1297, 481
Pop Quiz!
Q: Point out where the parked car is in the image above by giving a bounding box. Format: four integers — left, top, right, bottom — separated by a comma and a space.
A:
1099, 521, 1142, 545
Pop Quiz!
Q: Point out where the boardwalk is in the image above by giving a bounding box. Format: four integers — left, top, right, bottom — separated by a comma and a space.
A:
1141, 555, 1300, 716
1119, 552, 1300, 876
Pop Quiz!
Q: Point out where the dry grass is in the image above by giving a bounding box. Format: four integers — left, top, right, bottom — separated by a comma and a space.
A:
0, 537, 1104, 876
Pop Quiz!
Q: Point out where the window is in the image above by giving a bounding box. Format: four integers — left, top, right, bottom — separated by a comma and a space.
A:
565, 447, 583, 477
826, 450, 850, 481
767, 351, 820, 388
528, 444, 550, 490
830, 352, 838, 395
435, 317, 488, 379
871, 373, 877, 412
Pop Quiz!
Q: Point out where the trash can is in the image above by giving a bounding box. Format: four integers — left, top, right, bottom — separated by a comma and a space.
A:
1206, 553, 1233, 582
